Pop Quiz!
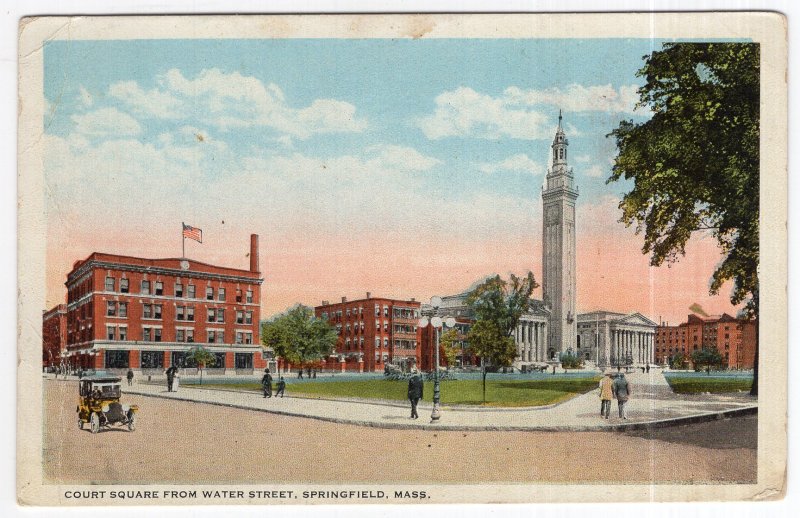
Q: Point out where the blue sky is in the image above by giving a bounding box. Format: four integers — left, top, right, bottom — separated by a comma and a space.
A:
41, 37, 743, 320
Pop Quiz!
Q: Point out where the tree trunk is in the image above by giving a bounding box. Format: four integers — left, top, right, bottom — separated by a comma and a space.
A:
750, 318, 759, 396
482, 366, 487, 404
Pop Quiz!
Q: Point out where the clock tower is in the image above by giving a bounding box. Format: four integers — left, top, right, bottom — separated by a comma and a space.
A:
542, 111, 578, 360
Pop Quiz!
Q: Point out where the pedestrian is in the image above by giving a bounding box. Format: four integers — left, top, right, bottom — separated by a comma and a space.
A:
165, 365, 177, 392
126, 368, 134, 386
552, 365, 556, 375
261, 368, 273, 398
407, 369, 423, 419
612, 373, 632, 419
298, 369, 303, 379
312, 369, 317, 379
646, 364, 650, 374
306, 367, 311, 379
598, 372, 613, 419
275, 376, 286, 398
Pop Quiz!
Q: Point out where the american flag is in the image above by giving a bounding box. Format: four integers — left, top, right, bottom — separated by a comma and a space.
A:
182, 223, 203, 243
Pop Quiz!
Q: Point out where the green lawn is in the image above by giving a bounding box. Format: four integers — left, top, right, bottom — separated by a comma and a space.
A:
192, 378, 601, 407
665, 376, 753, 394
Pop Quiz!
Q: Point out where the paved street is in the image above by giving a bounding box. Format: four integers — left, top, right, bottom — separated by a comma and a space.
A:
43, 379, 756, 485
117, 371, 756, 431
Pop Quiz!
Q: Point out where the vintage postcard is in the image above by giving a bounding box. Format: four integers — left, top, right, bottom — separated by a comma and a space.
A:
17, 13, 787, 506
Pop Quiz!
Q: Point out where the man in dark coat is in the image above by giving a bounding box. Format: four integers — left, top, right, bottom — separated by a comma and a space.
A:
612, 373, 632, 419
275, 376, 286, 398
407, 370, 423, 419
165, 365, 177, 392
261, 368, 273, 398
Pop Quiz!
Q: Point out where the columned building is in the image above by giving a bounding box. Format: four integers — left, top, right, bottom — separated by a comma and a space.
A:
433, 292, 549, 368
576, 311, 657, 368
542, 111, 578, 359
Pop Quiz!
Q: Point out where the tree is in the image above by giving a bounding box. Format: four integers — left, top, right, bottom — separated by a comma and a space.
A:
670, 352, 687, 370
691, 347, 723, 373
608, 42, 759, 394
185, 345, 216, 385
466, 272, 538, 402
439, 328, 460, 369
261, 305, 338, 370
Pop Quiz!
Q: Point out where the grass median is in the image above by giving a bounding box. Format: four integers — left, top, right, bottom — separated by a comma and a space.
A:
189, 377, 601, 407
665, 376, 753, 394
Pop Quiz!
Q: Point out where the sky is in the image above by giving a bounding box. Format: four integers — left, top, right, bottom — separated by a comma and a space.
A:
42, 37, 745, 323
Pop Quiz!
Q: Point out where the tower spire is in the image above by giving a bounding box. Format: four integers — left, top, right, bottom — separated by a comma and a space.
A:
558, 109, 562, 128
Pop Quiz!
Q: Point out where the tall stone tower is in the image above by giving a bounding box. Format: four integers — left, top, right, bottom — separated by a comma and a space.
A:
542, 111, 578, 359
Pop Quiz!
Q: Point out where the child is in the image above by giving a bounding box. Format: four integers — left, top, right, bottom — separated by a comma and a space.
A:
276, 377, 286, 398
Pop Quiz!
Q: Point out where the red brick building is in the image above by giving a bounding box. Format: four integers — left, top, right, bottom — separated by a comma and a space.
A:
654, 313, 757, 369
61, 235, 266, 374
314, 294, 421, 372
42, 304, 67, 369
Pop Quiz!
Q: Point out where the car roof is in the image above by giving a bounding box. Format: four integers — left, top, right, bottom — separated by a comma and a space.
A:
83, 376, 122, 383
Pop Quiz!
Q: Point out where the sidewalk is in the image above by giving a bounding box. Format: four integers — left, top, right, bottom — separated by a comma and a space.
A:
62, 372, 758, 431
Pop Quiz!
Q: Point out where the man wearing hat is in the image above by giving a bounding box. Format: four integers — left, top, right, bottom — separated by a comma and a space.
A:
407, 369, 424, 419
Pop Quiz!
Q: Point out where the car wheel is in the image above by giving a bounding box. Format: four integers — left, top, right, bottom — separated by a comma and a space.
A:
127, 414, 136, 432
78, 418, 83, 430
90, 412, 100, 434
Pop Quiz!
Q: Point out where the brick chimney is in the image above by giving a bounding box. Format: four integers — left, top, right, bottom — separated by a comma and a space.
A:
366, 292, 371, 299
341, 296, 347, 303
249, 234, 259, 273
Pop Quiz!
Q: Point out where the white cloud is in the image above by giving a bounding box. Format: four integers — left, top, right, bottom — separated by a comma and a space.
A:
366, 145, 440, 172
585, 164, 606, 178
504, 84, 643, 114
78, 86, 93, 108
575, 154, 591, 163
71, 107, 141, 137
479, 153, 543, 176
417, 83, 646, 141
417, 87, 550, 140
109, 80, 183, 119
156, 68, 367, 138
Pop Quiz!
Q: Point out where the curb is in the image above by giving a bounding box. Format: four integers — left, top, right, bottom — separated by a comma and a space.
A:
125, 389, 758, 433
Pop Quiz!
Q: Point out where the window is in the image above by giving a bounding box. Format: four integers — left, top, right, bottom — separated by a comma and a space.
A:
141, 280, 150, 295
153, 305, 162, 320
187, 285, 196, 298
207, 309, 216, 322
186, 307, 194, 321
384, 338, 389, 348
120, 278, 129, 293
375, 305, 380, 316
207, 330, 216, 343
186, 329, 194, 342
206, 287, 214, 300
119, 303, 127, 318
375, 338, 381, 349
345, 339, 351, 350
384, 321, 388, 332
236, 311, 244, 324
216, 331, 224, 343
119, 327, 127, 340
176, 306, 185, 321
383, 306, 389, 317
359, 337, 364, 348
107, 301, 116, 317
155, 281, 163, 296
236, 289, 243, 302
244, 332, 253, 345
216, 309, 225, 323
141, 351, 164, 369
107, 326, 116, 340
245, 311, 253, 325
346, 309, 351, 317
236, 332, 243, 344
143, 304, 152, 319
175, 283, 184, 298
105, 276, 115, 291
246, 290, 253, 303
143, 328, 152, 341
105, 350, 129, 369
218, 288, 226, 301
176, 329, 185, 342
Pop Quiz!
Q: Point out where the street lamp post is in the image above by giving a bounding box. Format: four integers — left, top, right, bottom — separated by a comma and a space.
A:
419, 296, 455, 422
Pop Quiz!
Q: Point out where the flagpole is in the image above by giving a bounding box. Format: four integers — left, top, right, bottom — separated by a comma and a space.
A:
182, 222, 185, 259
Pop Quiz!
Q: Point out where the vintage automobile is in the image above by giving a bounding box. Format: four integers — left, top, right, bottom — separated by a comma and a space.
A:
76, 375, 138, 433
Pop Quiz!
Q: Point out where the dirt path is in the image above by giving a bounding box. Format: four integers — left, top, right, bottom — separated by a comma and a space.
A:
44, 381, 755, 485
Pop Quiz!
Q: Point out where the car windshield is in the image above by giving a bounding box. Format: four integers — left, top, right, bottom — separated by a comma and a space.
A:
93, 384, 121, 398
